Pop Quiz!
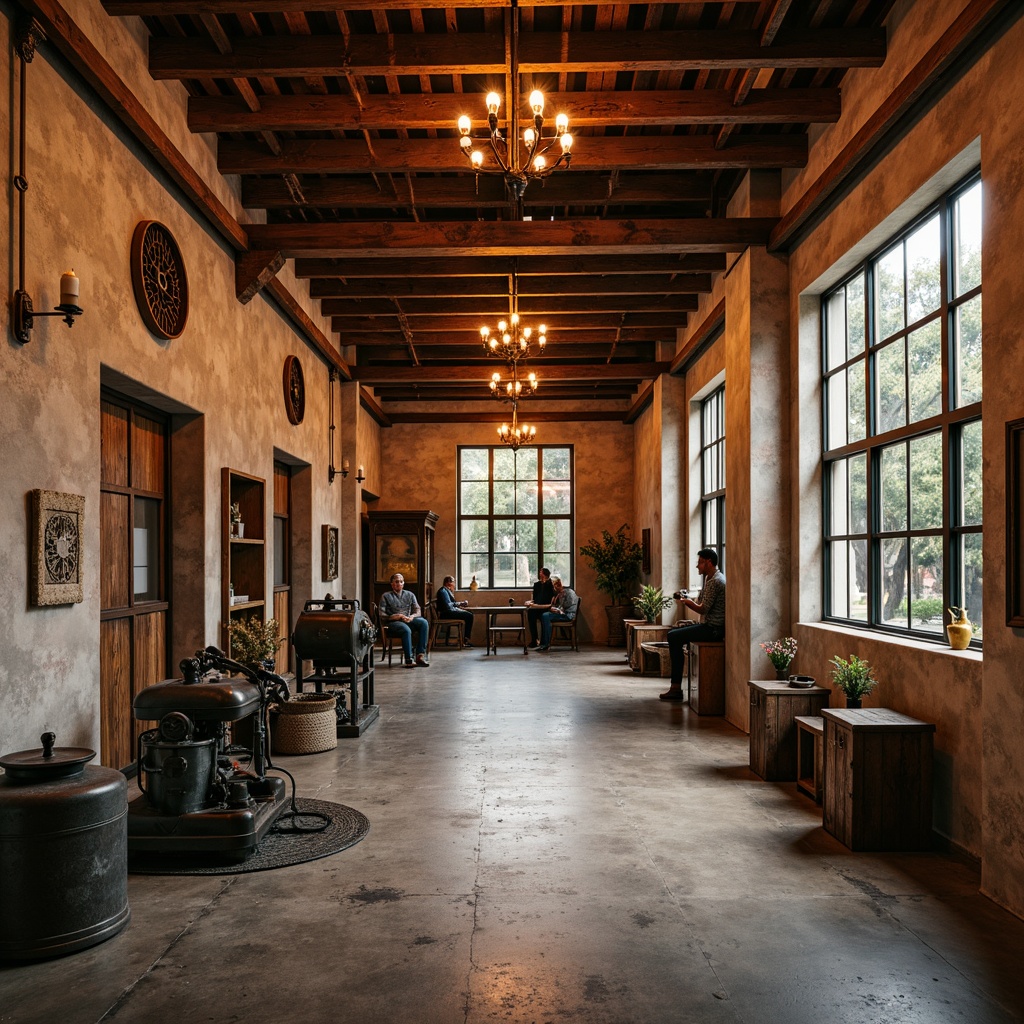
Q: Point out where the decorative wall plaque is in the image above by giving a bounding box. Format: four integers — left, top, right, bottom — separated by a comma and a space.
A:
130, 220, 190, 340
284, 354, 305, 425
31, 490, 84, 606
322, 524, 339, 581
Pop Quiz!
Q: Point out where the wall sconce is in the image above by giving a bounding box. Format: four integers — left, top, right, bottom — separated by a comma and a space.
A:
12, 20, 84, 345
328, 369, 341, 483
355, 465, 365, 484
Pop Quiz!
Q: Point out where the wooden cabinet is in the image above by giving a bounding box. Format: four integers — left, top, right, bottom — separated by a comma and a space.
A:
222, 468, 266, 653
367, 510, 437, 612
748, 680, 830, 780
822, 708, 936, 851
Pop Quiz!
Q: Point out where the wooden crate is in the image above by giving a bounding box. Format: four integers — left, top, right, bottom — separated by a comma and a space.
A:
822, 708, 935, 851
748, 680, 830, 781
688, 642, 725, 715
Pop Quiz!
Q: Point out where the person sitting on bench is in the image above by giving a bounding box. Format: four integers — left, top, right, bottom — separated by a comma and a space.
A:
660, 549, 725, 701
436, 575, 475, 648
523, 566, 554, 649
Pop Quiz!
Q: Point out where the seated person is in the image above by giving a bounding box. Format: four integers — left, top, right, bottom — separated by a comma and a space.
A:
660, 549, 725, 701
379, 572, 430, 668
535, 575, 579, 651
523, 567, 554, 649
436, 575, 474, 648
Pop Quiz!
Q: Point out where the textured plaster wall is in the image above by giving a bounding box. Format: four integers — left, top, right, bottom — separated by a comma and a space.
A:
787, 11, 1024, 912
377, 420, 635, 645
0, 15, 340, 755
633, 390, 663, 594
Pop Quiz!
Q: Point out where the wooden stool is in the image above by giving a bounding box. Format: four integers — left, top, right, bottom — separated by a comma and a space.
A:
688, 641, 725, 715
795, 715, 824, 803
639, 641, 671, 677
629, 624, 671, 672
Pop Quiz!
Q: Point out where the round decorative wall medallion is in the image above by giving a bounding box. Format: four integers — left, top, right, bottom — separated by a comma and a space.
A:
284, 355, 305, 424
44, 512, 80, 584
131, 220, 190, 340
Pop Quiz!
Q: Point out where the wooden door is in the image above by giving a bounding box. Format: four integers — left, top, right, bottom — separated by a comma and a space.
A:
99, 394, 169, 768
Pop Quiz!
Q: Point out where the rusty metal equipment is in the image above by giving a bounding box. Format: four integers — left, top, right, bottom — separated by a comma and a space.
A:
292, 597, 378, 737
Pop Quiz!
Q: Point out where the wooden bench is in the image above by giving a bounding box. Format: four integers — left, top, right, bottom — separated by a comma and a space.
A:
688, 641, 724, 715
795, 715, 824, 804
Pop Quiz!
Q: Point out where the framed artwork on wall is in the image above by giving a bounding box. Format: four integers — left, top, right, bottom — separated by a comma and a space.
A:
322, 524, 338, 581
1007, 419, 1024, 626
31, 489, 84, 606
376, 534, 418, 584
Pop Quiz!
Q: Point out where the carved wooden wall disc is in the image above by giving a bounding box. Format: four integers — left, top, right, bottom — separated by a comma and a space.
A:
284, 354, 305, 424
131, 220, 189, 340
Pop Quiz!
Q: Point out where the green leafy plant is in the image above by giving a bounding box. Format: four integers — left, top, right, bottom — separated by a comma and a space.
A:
579, 525, 643, 606
632, 585, 673, 624
227, 616, 283, 665
760, 636, 797, 671
828, 653, 877, 700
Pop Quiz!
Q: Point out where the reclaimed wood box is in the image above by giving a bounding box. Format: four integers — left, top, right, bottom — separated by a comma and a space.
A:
822, 708, 935, 851
748, 680, 830, 781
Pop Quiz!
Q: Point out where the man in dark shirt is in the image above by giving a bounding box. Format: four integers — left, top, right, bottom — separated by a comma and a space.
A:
436, 575, 475, 648
523, 567, 554, 649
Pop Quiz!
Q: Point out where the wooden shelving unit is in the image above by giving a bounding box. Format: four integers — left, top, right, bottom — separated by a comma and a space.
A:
222, 467, 266, 655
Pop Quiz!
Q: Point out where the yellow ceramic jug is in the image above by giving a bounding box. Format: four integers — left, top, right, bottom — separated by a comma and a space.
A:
946, 607, 973, 650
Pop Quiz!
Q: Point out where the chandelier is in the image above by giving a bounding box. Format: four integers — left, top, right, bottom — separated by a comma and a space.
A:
479, 268, 547, 364
490, 365, 538, 401
497, 403, 537, 452
456, 3, 573, 201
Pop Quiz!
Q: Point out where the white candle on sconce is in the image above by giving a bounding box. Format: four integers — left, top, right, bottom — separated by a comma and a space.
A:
60, 269, 80, 308
342, 458, 350, 474
358, 465, 364, 476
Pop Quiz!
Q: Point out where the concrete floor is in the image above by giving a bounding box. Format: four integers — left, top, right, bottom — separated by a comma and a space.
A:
2, 646, 1024, 1024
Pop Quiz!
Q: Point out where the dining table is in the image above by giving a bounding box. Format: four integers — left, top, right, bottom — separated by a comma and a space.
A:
469, 603, 529, 655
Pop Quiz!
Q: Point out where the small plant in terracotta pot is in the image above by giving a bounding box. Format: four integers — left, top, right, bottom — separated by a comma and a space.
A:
227, 615, 283, 668
828, 653, 877, 709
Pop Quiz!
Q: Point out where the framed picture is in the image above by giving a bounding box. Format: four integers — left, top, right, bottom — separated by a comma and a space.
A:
377, 533, 418, 584
322, 524, 338, 581
641, 527, 652, 576
1007, 419, 1024, 626
31, 489, 84, 606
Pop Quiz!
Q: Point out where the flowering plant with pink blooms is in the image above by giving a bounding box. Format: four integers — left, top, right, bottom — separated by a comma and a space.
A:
759, 636, 797, 671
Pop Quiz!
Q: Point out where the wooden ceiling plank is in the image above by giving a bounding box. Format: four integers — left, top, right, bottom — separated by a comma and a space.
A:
334, 312, 688, 331
320, 294, 699, 315
110, 1, 763, 12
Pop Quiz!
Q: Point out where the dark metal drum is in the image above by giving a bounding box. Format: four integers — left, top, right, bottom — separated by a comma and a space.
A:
0, 733, 130, 960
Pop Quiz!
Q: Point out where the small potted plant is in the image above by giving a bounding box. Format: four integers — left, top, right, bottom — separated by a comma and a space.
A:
632, 585, 673, 625
227, 615, 283, 668
828, 653, 877, 708
230, 501, 243, 538
760, 636, 798, 680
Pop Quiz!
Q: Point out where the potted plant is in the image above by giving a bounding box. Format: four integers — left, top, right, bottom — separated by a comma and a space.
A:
828, 653, 877, 708
760, 636, 798, 680
579, 525, 643, 646
633, 585, 673, 625
229, 501, 243, 538
227, 615, 283, 668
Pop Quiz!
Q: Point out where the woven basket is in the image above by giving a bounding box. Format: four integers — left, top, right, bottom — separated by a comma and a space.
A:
270, 693, 338, 755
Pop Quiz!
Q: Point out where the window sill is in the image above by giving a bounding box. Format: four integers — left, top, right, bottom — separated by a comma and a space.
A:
798, 621, 982, 662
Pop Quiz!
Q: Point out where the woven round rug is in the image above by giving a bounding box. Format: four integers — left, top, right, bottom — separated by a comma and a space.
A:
128, 798, 369, 875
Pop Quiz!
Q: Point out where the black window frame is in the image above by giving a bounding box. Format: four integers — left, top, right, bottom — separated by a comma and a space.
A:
700, 384, 726, 571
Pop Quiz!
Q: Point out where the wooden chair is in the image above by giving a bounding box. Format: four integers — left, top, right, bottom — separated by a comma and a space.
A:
427, 603, 466, 653
376, 603, 398, 666
549, 598, 581, 651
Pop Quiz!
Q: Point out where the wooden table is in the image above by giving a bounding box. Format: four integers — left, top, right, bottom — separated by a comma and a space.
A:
748, 679, 830, 779
470, 604, 528, 655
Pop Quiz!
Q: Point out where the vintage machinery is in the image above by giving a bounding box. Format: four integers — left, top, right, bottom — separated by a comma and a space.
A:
292, 597, 378, 737
127, 647, 290, 862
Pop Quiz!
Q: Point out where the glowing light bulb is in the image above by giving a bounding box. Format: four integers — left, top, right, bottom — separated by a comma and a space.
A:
560, 133, 573, 153
511, 313, 519, 326
524, 128, 536, 148
530, 90, 544, 115
458, 115, 471, 135
534, 155, 546, 171
471, 150, 484, 168
486, 92, 501, 114
460, 135, 472, 151
555, 113, 568, 133
498, 320, 507, 333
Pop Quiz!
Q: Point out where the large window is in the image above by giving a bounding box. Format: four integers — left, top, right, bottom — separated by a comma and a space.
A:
823, 175, 982, 641
458, 446, 573, 588
700, 385, 726, 570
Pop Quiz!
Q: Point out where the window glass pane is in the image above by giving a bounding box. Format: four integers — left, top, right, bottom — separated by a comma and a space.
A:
545, 553, 572, 582
848, 360, 866, 443
494, 519, 515, 554
133, 496, 159, 601
493, 448, 516, 480
954, 181, 982, 297
493, 553, 515, 587
955, 295, 982, 407
826, 372, 847, 450
274, 517, 286, 586
909, 432, 942, 530
515, 480, 538, 515
961, 420, 982, 526
515, 553, 538, 589
461, 520, 488, 552
703, 501, 719, 547
880, 443, 908, 532
829, 460, 848, 535
515, 448, 538, 478
875, 243, 906, 340
846, 274, 865, 359
850, 453, 868, 534
908, 319, 942, 423
461, 448, 489, 481
542, 448, 570, 479
905, 215, 941, 323
826, 290, 846, 370
460, 553, 490, 589
876, 339, 906, 433
851, 539, 868, 621
461, 481, 489, 515
961, 532, 983, 637
910, 536, 944, 633
829, 540, 849, 617
543, 481, 571, 515
516, 520, 538, 552
880, 537, 909, 627
493, 479, 515, 515
543, 519, 571, 552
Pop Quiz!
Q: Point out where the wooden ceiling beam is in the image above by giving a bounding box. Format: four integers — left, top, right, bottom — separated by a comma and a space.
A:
297, 254, 727, 278
150, 29, 884, 80
244, 173, 714, 210
334, 312, 686, 332
109, 1, 763, 14
219, 135, 807, 175
311, 273, 712, 298
365, 343, 653, 362
249, 217, 776, 258
189, 88, 840, 133
387, 411, 628, 423
339, 328, 668, 345
351, 362, 669, 383
322, 295, 698, 316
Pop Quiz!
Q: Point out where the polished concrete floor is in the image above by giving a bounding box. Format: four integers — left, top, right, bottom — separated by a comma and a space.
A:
3, 646, 1024, 1024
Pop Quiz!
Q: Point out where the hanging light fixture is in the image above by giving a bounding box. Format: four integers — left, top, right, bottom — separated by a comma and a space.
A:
456, 1, 573, 202
479, 266, 547, 365
497, 402, 537, 452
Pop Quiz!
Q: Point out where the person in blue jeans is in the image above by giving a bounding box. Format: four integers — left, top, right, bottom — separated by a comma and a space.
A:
379, 573, 430, 668
436, 575, 475, 648
536, 575, 579, 651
